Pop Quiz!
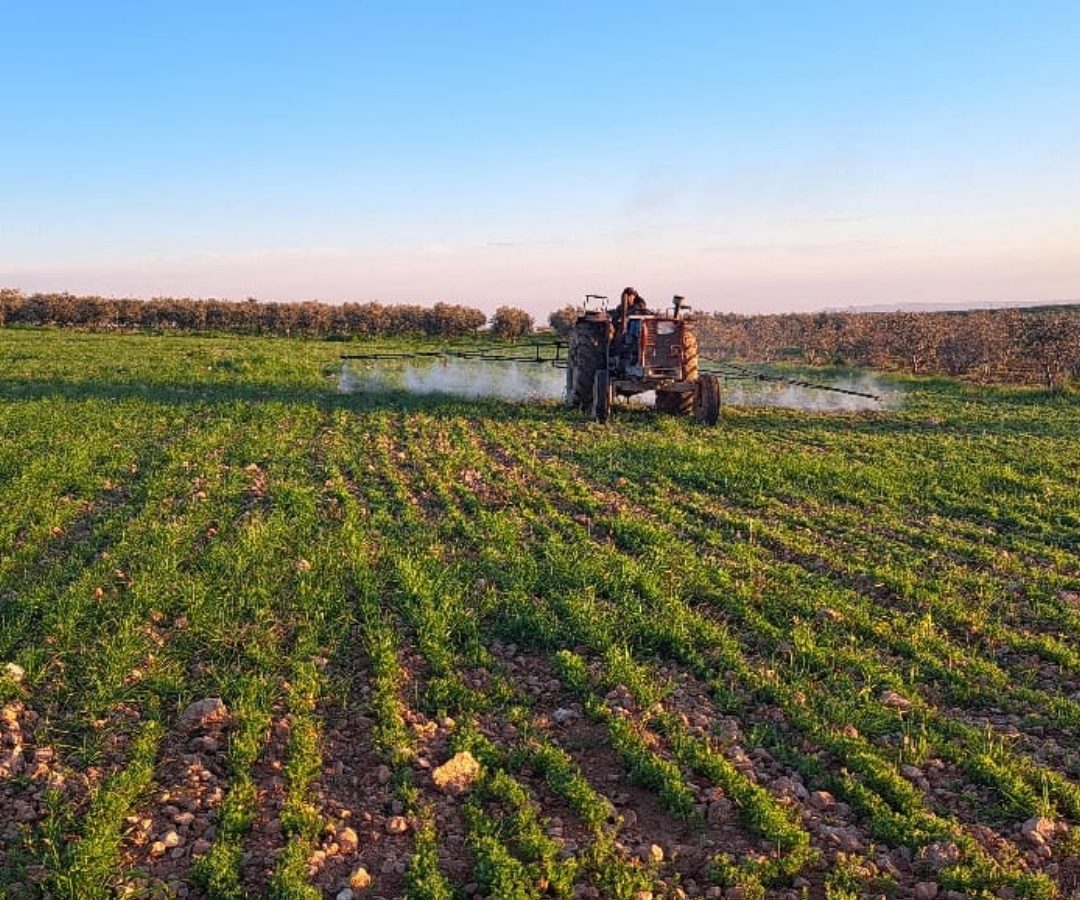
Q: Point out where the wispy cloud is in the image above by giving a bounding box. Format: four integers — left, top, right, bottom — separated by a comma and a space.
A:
196, 246, 350, 263
698, 238, 899, 257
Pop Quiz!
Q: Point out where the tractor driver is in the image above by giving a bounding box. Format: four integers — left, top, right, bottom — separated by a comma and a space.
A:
615, 287, 651, 367
613, 287, 650, 331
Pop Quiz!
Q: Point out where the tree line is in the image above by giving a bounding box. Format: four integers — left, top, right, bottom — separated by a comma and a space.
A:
0, 289, 490, 338
548, 303, 1080, 388
0, 289, 544, 343
692, 307, 1080, 388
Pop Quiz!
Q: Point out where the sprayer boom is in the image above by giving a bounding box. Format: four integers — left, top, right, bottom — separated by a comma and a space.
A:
341, 341, 568, 366
699, 360, 881, 401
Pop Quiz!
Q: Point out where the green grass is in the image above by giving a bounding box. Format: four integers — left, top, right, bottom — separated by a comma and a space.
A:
1, 327, 1077, 897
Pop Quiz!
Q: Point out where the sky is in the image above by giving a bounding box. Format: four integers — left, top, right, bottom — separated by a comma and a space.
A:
2, 1, 1079, 318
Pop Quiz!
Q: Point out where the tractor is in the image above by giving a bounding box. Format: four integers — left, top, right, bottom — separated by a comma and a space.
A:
565, 288, 720, 424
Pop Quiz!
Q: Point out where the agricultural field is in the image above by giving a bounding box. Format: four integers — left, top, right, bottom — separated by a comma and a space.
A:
1, 327, 1079, 900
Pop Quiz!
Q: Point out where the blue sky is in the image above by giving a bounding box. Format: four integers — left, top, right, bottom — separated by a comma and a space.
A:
2, 1, 1078, 315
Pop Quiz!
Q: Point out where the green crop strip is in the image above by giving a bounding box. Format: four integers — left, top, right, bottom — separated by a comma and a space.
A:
43, 720, 163, 899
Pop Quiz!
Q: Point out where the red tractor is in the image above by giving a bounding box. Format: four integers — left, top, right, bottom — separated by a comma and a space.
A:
565, 288, 720, 424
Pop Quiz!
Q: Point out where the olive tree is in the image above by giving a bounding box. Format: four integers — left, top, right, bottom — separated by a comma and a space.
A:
489, 306, 534, 341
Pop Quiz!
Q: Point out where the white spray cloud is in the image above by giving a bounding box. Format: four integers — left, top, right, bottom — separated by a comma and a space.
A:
340, 359, 566, 402
718, 373, 900, 413
339, 360, 900, 414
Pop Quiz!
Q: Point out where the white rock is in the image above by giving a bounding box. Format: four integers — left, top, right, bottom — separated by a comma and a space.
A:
772, 776, 808, 801
178, 698, 229, 731
707, 799, 732, 826
1022, 816, 1056, 840
432, 751, 481, 796
820, 824, 863, 853
349, 866, 372, 891
0, 746, 24, 779
337, 826, 359, 852
920, 841, 961, 871
880, 689, 912, 711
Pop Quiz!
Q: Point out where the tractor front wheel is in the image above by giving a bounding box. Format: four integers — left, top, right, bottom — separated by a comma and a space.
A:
656, 385, 693, 416
693, 374, 720, 425
682, 329, 699, 382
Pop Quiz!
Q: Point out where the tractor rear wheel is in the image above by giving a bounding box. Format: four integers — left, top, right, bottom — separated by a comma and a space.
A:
693, 374, 720, 425
592, 370, 612, 423
569, 328, 604, 410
